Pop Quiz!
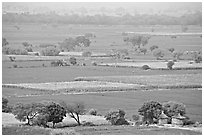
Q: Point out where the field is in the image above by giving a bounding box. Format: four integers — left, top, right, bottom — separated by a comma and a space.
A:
2, 23, 202, 135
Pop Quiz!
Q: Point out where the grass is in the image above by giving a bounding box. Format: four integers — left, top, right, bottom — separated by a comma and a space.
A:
2, 124, 201, 135
2, 125, 50, 135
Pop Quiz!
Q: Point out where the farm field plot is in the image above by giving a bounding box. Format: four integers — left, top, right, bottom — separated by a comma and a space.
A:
75, 73, 201, 88
99, 61, 202, 69
2, 81, 142, 93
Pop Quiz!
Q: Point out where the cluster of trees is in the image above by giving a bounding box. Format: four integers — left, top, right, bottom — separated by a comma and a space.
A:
2, 97, 196, 128
2, 38, 34, 55
3, 98, 86, 128
3, 12, 202, 25
137, 100, 188, 125
59, 36, 91, 52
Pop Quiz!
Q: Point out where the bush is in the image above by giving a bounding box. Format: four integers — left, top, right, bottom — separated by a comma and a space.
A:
168, 48, 175, 53
138, 101, 162, 124
142, 65, 150, 70
2, 97, 12, 113
104, 109, 129, 125
69, 57, 77, 65
132, 114, 143, 125
153, 49, 165, 60
162, 101, 186, 119
139, 48, 147, 54
2, 38, 9, 47
41, 47, 60, 56
91, 61, 97, 66
167, 60, 174, 70
82, 51, 92, 57
150, 45, 158, 51
82, 122, 95, 126
13, 64, 18, 68
88, 108, 97, 116
194, 55, 202, 63
173, 51, 183, 60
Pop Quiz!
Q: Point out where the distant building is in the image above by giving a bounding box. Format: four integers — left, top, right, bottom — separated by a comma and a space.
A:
172, 113, 187, 126
158, 111, 169, 125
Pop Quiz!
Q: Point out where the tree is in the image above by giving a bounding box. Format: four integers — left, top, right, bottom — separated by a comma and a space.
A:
59, 37, 76, 51
44, 102, 67, 128
2, 38, 9, 47
173, 51, 183, 60
128, 35, 150, 50
153, 49, 165, 60
167, 60, 175, 70
138, 101, 162, 124
62, 102, 86, 126
162, 101, 186, 119
12, 103, 45, 125
150, 45, 158, 52
69, 57, 77, 65
104, 109, 129, 125
22, 42, 32, 47
75, 36, 91, 47
168, 48, 175, 53
2, 97, 12, 113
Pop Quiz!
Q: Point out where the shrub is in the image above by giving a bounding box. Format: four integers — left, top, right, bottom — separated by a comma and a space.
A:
142, 65, 150, 70
167, 60, 174, 70
192, 52, 202, 63
88, 108, 97, 116
82, 122, 95, 126
153, 49, 165, 60
173, 51, 183, 60
132, 114, 140, 121
25, 47, 33, 52
69, 57, 77, 65
104, 109, 129, 125
2, 97, 12, 113
132, 114, 143, 125
138, 101, 162, 124
22, 42, 32, 47
13, 64, 18, 68
162, 101, 186, 118
194, 55, 202, 63
168, 48, 175, 53
139, 48, 147, 54
2, 38, 9, 47
150, 45, 158, 51
82, 51, 92, 57
41, 47, 60, 56
91, 61, 97, 66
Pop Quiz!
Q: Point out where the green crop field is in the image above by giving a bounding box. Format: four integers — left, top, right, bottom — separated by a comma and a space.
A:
2, 23, 202, 135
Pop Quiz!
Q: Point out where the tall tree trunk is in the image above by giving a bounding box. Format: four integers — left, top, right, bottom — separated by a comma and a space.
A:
52, 122, 55, 128
76, 114, 81, 125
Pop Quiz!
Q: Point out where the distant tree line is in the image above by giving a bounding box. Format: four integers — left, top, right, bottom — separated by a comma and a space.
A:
2, 11, 202, 25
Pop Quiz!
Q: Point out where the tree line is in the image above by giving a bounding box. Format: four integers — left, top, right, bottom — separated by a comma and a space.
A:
3, 11, 202, 25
